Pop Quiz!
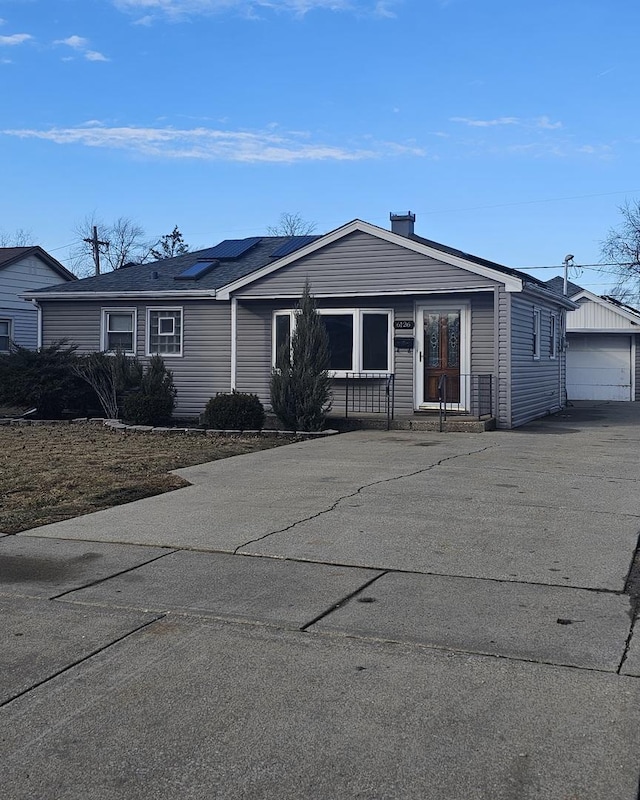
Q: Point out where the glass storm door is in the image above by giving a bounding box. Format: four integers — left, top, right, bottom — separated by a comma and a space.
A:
424, 311, 461, 403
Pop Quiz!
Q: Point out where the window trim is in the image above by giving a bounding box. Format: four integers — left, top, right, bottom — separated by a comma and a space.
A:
101, 308, 137, 355
0, 317, 12, 353
533, 307, 541, 361
549, 312, 558, 360
146, 307, 184, 357
272, 308, 394, 377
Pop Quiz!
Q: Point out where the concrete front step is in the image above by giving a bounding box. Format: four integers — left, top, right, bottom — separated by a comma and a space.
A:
327, 414, 496, 432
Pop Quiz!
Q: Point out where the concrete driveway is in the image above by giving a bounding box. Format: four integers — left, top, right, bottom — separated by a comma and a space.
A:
1, 401, 639, 799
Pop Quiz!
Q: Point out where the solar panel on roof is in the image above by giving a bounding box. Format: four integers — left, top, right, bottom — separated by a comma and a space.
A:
270, 236, 318, 259
206, 237, 262, 260
174, 260, 218, 281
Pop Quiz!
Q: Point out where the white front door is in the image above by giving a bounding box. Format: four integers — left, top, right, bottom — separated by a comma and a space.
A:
415, 302, 471, 409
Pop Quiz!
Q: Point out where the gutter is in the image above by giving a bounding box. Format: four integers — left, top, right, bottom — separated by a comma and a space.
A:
522, 282, 579, 310
21, 290, 219, 301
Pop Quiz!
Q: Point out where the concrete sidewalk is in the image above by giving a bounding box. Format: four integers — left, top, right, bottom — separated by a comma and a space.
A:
1, 400, 639, 799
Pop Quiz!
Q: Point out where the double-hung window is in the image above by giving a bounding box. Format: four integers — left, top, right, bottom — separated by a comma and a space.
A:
0, 319, 11, 353
147, 308, 183, 356
102, 309, 136, 355
533, 308, 541, 360
273, 308, 393, 376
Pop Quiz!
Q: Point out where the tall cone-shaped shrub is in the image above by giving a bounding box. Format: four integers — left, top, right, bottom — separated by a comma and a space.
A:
270, 281, 332, 431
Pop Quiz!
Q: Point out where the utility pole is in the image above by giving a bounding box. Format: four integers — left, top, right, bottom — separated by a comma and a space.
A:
83, 226, 109, 276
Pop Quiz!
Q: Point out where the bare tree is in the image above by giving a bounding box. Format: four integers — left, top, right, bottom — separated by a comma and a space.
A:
600, 200, 640, 303
149, 226, 190, 261
0, 228, 34, 247
267, 212, 316, 237
71, 214, 153, 276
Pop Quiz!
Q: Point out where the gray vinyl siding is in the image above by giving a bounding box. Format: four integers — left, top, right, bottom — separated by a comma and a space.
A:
40, 299, 231, 418
1, 254, 72, 349
510, 294, 565, 428
233, 231, 501, 298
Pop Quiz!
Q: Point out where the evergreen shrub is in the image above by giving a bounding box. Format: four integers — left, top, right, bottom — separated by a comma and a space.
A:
123, 355, 177, 425
202, 391, 265, 430
0, 341, 98, 418
269, 281, 331, 431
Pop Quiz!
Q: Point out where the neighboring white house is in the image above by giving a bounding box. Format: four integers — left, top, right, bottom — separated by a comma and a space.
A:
546, 277, 640, 401
0, 247, 76, 351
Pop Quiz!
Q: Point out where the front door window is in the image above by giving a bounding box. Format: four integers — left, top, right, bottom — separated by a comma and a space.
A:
424, 311, 461, 403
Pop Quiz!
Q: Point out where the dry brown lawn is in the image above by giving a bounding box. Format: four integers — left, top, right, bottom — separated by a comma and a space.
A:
0, 423, 291, 534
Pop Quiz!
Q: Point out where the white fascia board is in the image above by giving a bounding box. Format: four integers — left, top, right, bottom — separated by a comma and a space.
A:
570, 289, 640, 324
236, 286, 495, 301
568, 327, 640, 334
22, 290, 218, 301
217, 219, 523, 299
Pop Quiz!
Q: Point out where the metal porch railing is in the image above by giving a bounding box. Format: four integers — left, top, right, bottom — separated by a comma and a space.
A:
438, 373, 494, 432
344, 373, 395, 430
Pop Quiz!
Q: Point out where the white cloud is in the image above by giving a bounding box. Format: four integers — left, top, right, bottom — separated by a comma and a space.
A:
0, 123, 425, 163
113, 0, 396, 21
450, 116, 519, 128
54, 35, 109, 62
451, 115, 563, 131
0, 33, 32, 46
54, 35, 89, 49
534, 115, 562, 130
85, 49, 109, 61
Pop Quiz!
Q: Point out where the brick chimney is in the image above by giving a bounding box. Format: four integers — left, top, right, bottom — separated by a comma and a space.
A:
389, 211, 415, 237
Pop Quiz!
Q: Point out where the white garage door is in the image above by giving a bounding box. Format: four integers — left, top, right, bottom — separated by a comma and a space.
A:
566, 334, 632, 401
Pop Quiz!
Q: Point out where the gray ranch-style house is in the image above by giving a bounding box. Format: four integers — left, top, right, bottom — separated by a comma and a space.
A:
1, 246, 76, 352
26, 213, 576, 429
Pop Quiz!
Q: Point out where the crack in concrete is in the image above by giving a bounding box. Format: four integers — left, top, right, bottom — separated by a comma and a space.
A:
617, 533, 640, 675
299, 571, 389, 631
0, 613, 165, 709
233, 444, 498, 554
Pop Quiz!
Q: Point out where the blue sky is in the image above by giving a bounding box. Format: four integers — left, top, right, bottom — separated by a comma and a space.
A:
0, 0, 638, 291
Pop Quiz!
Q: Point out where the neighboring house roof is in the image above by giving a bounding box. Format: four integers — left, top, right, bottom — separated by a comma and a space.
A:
544, 275, 585, 298
23, 221, 572, 306
545, 277, 640, 329
0, 246, 76, 282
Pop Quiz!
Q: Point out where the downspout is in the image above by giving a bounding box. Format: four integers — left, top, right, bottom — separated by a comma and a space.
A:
31, 299, 42, 349
230, 297, 237, 391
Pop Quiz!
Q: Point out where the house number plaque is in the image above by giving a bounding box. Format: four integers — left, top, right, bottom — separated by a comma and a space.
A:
394, 320, 415, 330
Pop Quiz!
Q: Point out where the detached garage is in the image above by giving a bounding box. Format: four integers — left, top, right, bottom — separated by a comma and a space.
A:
546, 278, 640, 402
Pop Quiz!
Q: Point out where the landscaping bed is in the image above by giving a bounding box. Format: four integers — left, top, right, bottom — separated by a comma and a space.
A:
0, 423, 292, 535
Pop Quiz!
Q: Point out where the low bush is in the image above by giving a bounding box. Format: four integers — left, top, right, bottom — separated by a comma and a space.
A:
203, 391, 265, 431
73, 351, 144, 419
122, 355, 177, 425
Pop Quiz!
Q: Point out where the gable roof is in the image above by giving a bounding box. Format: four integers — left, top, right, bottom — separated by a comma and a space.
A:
217, 220, 577, 305
0, 246, 76, 282
24, 220, 570, 305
